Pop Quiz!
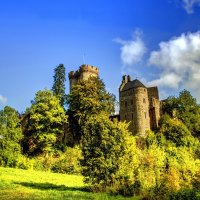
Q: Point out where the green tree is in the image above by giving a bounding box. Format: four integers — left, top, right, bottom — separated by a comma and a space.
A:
52, 64, 66, 108
67, 77, 116, 143
0, 106, 23, 167
163, 90, 200, 136
81, 112, 137, 193
158, 114, 193, 147
22, 90, 68, 156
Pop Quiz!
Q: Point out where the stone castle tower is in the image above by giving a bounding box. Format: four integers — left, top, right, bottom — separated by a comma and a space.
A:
68, 64, 99, 91
68, 65, 160, 137
119, 75, 160, 136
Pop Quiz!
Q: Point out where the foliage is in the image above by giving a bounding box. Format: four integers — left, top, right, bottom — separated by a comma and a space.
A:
51, 146, 82, 174
67, 77, 116, 142
0, 106, 23, 167
158, 114, 193, 147
81, 112, 138, 194
52, 64, 66, 108
22, 90, 68, 156
162, 89, 200, 136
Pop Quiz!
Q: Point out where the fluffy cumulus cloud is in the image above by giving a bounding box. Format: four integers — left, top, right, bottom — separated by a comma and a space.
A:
114, 29, 146, 72
181, 0, 200, 14
0, 95, 7, 104
148, 31, 200, 99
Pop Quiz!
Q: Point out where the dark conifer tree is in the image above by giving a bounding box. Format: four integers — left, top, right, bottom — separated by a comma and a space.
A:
52, 64, 66, 108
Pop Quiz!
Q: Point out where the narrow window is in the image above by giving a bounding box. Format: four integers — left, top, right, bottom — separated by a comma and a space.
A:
143, 98, 146, 103
131, 100, 133, 105
125, 114, 126, 120
144, 112, 146, 119
125, 101, 127, 108
132, 113, 133, 120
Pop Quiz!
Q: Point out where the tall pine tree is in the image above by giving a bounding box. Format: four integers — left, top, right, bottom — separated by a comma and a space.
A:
52, 64, 66, 108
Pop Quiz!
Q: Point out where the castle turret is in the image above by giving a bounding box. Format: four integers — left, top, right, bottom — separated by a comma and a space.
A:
68, 64, 99, 91
119, 75, 160, 136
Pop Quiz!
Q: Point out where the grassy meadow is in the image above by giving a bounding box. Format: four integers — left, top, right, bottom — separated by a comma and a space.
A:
0, 167, 139, 200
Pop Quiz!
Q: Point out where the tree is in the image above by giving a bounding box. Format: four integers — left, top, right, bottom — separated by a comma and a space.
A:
81, 112, 137, 193
67, 76, 116, 143
52, 64, 66, 108
158, 114, 193, 147
22, 90, 68, 156
0, 106, 23, 167
162, 90, 200, 136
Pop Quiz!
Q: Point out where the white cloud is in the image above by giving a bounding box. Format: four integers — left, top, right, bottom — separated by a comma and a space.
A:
0, 95, 7, 104
148, 73, 181, 89
114, 29, 146, 72
148, 31, 200, 100
181, 0, 200, 14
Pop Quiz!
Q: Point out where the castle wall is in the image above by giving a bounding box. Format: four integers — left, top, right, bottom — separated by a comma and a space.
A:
120, 87, 150, 136
68, 64, 98, 91
119, 76, 161, 136
147, 87, 160, 130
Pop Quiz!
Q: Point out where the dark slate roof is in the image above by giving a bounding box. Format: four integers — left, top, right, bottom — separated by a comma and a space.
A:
121, 79, 146, 91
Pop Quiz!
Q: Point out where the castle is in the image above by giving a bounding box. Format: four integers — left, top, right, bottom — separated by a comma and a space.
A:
69, 64, 161, 136
119, 75, 160, 135
68, 64, 98, 91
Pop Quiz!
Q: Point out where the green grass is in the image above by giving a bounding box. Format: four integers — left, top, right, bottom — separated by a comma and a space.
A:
0, 167, 139, 200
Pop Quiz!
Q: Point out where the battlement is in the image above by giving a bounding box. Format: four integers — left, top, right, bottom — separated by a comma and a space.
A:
68, 64, 98, 79
80, 64, 98, 74
68, 64, 99, 92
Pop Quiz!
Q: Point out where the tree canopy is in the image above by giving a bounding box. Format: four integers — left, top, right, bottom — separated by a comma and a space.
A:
52, 64, 66, 108
22, 90, 68, 156
162, 89, 200, 137
66, 76, 116, 142
0, 106, 23, 166
81, 112, 136, 193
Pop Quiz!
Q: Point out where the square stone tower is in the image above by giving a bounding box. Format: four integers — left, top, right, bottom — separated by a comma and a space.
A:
119, 75, 160, 136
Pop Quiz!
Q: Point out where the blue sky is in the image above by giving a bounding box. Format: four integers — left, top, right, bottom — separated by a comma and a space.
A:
1, 0, 200, 112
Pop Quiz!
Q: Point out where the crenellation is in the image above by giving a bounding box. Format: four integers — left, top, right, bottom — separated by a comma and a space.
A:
68, 64, 99, 91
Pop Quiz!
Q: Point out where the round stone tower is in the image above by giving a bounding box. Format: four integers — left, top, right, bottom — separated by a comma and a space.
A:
119, 75, 150, 136
68, 64, 99, 91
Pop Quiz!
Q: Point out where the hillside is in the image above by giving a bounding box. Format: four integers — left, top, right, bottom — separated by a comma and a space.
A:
0, 167, 137, 200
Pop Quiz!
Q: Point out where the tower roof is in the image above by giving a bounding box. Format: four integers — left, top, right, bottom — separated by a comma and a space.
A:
121, 79, 146, 91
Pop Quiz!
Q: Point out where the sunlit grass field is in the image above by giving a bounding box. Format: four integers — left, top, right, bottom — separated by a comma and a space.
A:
0, 167, 139, 200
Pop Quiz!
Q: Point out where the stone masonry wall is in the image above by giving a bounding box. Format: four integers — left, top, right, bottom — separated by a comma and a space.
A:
120, 87, 150, 136
68, 64, 98, 91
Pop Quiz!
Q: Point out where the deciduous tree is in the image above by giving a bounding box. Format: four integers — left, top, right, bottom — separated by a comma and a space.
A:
162, 90, 200, 136
67, 77, 116, 142
22, 90, 68, 156
0, 106, 23, 166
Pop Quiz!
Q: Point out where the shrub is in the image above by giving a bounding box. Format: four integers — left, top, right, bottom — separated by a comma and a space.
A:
51, 146, 82, 174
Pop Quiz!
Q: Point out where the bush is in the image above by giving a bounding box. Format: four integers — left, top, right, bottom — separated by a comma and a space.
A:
51, 146, 82, 174
168, 189, 200, 200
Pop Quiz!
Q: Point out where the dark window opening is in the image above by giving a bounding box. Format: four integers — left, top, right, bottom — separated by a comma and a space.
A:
125, 101, 127, 108
131, 100, 133, 105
